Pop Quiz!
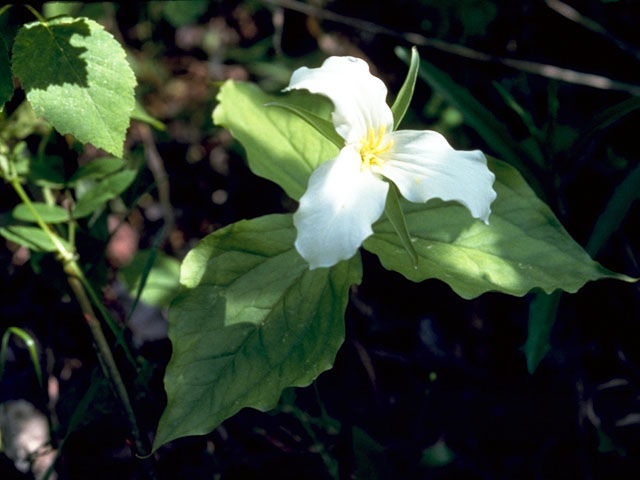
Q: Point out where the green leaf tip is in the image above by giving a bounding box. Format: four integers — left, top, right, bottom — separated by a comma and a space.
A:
391, 46, 419, 130
153, 214, 362, 451
365, 158, 636, 299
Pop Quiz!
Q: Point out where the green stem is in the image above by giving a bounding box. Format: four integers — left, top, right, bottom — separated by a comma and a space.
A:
24, 4, 48, 24
66, 275, 156, 478
0, 5, 12, 18
11, 179, 74, 262
10, 179, 136, 366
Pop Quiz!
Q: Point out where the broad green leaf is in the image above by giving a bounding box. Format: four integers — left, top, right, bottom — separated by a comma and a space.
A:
12, 17, 136, 157
0, 225, 68, 252
266, 102, 344, 148
120, 250, 180, 309
68, 157, 125, 185
364, 158, 634, 299
0, 35, 12, 111
213, 80, 339, 200
73, 169, 137, 218
153, 214, 362, 450
391, 45, 419, 129
13, 202, 70, 223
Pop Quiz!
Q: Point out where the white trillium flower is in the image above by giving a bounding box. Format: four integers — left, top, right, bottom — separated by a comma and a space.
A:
285, 56, 497, 269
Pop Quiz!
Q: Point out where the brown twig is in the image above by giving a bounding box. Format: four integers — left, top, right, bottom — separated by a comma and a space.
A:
264, 0, 640, 96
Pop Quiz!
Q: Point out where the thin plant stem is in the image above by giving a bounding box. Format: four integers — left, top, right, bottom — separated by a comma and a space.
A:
10, 179, 74, 262
66, 273, 157, 478
10, 179, 137, 366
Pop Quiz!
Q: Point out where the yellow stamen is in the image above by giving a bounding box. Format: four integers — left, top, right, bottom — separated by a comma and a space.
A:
360, 125, 393, 171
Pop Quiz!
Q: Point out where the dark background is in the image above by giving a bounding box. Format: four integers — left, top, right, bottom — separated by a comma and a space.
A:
1, 1, 639, 478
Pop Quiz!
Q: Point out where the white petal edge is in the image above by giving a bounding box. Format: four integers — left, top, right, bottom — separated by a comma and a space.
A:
293, 145, 389, 269
284, 56, 394, 144
380, 130, 497, 223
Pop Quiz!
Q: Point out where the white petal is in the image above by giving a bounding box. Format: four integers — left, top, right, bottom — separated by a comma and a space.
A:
380, 130, 497, 223
294, 145, 389, 269
284, 56, 394, 143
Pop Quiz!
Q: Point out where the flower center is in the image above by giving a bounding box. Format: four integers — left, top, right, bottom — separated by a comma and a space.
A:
359, 125, 393, 170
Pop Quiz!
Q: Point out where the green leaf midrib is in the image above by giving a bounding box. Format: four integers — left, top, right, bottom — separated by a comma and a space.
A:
183, 266, 328, 414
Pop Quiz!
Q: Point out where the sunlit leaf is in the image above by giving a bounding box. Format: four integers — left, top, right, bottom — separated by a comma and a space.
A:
13, 202, 70, 223
364, 158, 634, 299
120, 250, 180, 309
12, 17, 136, 156
153, 214, 362, 450
213, 80, 339, 200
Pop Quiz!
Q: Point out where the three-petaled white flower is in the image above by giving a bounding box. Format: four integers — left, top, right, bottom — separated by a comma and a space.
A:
285, 56, 497, 269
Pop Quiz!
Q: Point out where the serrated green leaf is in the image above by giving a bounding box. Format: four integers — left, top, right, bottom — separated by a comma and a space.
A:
391, 45, 419, 129
0, 34, 12, 111
73, 169, 137, 218
120, 250, 180, 309
13, 202, 70, 223
213, 80, 339, 200
68, 157, 125, 185
153, 214, 362, 450
0, 225, 68, 252
364, 158, 634, 299
12, 17, 136, 156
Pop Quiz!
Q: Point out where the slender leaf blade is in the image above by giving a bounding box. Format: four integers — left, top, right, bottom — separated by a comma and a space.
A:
12, 17, 136, 156
383, 182, 418, 267
153, 214, 362, 450
391, 46, 419, 129
396, 47, 542, 193
524, 291, 561, 373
